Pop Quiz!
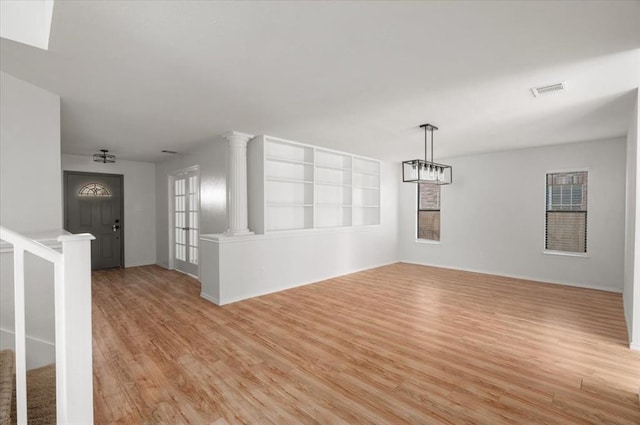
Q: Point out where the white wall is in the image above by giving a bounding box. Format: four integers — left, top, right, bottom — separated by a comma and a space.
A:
200, 161, 399, 305
62, 154, 157, 267
155, 139, 227, 269
0, 72, 61, 368
624, 89, 639, 349
0, 249, 56, 369
0, 71, 61, 233
399, 138, 627, 292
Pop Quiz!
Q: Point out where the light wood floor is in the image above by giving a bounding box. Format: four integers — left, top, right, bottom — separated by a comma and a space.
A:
92, 263, 640, 424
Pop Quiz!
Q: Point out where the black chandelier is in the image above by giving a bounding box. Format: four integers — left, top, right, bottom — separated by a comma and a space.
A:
402, 123, 452, 185
93, 149, 116, 164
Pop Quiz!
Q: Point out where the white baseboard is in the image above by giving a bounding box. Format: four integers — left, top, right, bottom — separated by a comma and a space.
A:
219, 281, 310, 306
173, 268, 199, 280
400, 260, 622, 293
218, 260, 399, 306
124, 260, 157, 268
200, 292, 220, 305
0, 328, 55, 369
631, 342, 640, 351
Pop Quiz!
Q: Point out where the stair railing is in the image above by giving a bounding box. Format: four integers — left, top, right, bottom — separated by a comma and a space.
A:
0, 226, 95, 425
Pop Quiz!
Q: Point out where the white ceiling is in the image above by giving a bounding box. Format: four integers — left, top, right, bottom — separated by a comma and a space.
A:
1, 1, 639, 163
0, 0, 54, 50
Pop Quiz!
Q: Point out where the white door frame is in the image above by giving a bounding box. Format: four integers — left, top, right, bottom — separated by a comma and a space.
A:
168, 165, 200, 278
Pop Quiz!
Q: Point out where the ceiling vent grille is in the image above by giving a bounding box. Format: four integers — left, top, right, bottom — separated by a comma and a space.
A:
531, 81, 567, 97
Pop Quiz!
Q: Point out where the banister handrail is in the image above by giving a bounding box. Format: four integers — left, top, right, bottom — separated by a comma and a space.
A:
0, 225, 95, 425
0, 226, 62, 264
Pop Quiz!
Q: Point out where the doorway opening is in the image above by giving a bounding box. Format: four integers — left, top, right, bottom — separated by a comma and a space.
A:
64, 171, 124, 269
169, 166, 200, 277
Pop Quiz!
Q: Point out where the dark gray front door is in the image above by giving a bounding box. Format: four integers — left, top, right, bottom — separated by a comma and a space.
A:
64, 171, 124, 269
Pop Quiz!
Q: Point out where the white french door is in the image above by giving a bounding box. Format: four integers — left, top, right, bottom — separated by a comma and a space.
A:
173, 168, 199, 276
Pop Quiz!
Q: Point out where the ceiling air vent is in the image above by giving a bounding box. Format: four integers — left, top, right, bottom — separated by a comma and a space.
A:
531, 81, 567, 97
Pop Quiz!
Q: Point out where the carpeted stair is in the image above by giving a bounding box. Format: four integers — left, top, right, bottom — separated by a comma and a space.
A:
0, 350, 56, 425
1, 350, 14, 425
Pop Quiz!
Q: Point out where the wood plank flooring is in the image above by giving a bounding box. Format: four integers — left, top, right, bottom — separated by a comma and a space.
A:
92, 263, 640, 424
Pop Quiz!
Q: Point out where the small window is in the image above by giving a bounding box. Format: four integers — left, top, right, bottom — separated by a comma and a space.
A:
418, 183, 440, 241
78, 183, 111, 197
545, 172, 587, 253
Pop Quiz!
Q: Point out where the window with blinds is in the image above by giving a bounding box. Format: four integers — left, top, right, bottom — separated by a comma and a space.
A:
545, 171, 587, 253
418, 183, 440, 241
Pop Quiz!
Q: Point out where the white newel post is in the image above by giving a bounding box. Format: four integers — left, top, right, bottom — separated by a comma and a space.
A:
55, 233, 95, 425
224, 131, 255, 236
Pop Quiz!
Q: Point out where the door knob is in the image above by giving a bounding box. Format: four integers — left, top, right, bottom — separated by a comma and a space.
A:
112, 224, 120, 232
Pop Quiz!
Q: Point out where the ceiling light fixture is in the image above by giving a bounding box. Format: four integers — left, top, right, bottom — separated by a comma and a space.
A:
93, 149, 116, 164
402, 123, 452, 185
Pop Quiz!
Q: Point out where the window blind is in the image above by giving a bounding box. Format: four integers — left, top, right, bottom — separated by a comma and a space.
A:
545, 172, 587, 253
418, 183, 440, 241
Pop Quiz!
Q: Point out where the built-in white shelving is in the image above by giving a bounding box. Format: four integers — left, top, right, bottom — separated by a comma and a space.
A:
352, 156, 380, 227
248, 136, 381, 233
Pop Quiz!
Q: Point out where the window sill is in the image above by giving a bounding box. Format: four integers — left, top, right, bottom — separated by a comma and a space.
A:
415, 239, 441, 245
542, 250, 589, 259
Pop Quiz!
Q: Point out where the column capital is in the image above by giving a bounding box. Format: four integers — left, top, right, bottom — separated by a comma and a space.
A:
222, 131, 254, 145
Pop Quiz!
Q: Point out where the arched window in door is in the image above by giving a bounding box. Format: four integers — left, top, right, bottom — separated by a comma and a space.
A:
78, 183, 112, 197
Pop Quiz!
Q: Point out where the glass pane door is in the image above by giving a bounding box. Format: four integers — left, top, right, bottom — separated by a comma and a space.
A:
173, 169, 198, 275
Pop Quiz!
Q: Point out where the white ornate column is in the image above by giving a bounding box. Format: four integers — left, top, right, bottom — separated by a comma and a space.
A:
224, 131, 254, 236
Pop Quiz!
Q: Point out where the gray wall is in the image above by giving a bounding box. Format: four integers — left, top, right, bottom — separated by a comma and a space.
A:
624, 89, 639, 348
398, 137, 627, 292
62, 154, 157, 267
0, 71, 61, 232
155, 139, 227, 268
